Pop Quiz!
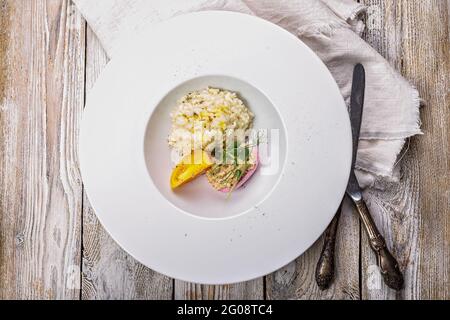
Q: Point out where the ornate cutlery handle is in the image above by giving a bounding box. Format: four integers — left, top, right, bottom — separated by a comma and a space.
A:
315, 206, 341, 290
354, 199, 404, 291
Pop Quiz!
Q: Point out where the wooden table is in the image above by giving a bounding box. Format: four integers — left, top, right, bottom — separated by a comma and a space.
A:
0, 0, 448, 300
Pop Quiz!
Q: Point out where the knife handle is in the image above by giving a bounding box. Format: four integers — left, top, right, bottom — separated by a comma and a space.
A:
354, 199, 404, 291
315, 206, 342, 290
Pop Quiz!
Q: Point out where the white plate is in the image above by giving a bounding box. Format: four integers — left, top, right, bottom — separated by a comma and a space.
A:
80, 11, 352, 284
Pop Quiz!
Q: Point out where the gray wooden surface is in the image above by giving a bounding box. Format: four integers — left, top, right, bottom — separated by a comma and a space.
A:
0, 0, 448, 300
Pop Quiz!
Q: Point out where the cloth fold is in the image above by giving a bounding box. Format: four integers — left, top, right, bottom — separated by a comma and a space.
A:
74, 0, 421, 188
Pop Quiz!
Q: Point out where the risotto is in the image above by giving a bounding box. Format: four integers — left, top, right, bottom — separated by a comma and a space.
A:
168, 87, 254, 156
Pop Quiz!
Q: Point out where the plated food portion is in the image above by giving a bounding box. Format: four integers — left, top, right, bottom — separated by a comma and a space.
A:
80, 11, 352, 283
168, 87, 259, 195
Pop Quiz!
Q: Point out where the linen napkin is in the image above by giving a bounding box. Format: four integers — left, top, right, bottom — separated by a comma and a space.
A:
74, 0, 422, 189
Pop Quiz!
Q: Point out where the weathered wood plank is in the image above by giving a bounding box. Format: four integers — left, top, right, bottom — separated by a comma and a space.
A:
81, 27, 173, 300
266, 199, 360, 300
0, 0, 85, 299
360, 0, 449, 300
174, 280, 264, 300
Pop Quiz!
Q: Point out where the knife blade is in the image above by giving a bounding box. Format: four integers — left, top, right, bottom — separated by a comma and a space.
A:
347, 63, 365, 201
346, 64, 404, 291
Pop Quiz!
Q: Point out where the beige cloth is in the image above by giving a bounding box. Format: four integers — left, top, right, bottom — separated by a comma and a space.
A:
74, 0, 422, 188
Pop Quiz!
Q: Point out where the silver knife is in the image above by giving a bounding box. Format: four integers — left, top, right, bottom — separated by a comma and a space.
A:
346, 64, 404, 291
315, 65, 363, 290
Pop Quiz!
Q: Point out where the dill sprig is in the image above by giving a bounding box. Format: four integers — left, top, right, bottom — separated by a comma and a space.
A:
206, 139, 256, 195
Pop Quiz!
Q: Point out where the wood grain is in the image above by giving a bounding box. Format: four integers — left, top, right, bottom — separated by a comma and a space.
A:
174, 281, 264, 300
0, 0, 85, 299
0, 0, 10, 103
266, 199, 360, 300
360, 0, 449, 300
81, 27, 173, 300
